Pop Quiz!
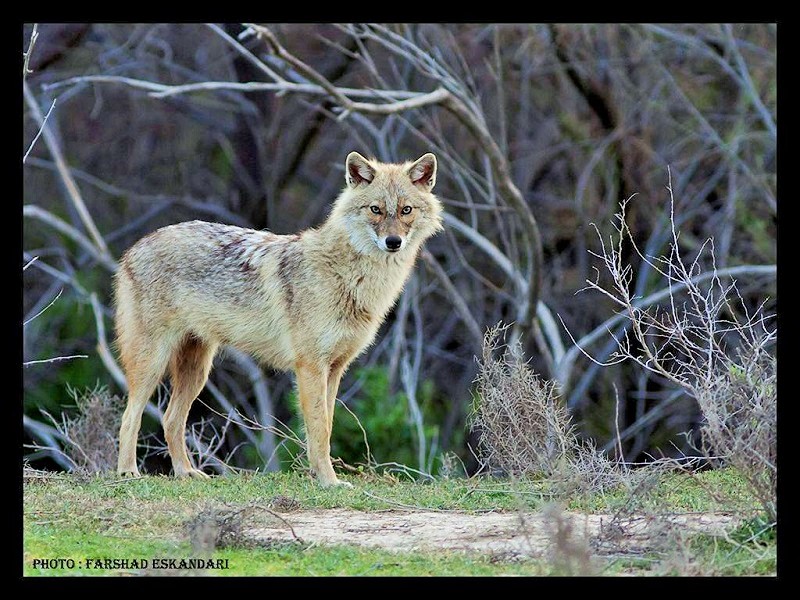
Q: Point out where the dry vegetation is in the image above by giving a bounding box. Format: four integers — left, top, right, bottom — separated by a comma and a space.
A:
471, 323, 574, 478
52, 387, 123, 473
471, 188, 775, 523
577, 186, 776, 522
23, 24, 775, 495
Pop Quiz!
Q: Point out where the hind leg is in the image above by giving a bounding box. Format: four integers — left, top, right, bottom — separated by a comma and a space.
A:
163, 335, 218, 478
117, 336, 172, 477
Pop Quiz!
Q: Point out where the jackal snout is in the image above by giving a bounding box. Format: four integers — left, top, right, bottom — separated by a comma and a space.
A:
383, 235, 403, 252
374, 216, 407, 252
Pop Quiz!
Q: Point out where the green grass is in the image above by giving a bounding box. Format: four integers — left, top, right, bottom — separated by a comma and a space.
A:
24, 528, 541, 577
564, 466, 760, 513
33, 470, 537, 512
669, 533, 777, 576
23, 468, 774, 576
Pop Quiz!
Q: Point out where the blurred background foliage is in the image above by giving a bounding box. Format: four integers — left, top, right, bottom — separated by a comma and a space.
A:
22, 23, 776, 476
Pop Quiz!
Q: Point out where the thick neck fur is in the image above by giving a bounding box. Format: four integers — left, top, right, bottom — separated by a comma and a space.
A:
294, 200, 427, 322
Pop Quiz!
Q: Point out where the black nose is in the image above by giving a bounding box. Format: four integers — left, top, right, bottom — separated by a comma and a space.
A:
385, 236, 402, 251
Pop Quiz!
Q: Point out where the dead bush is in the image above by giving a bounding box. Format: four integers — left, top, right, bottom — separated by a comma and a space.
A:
580, 177, 776, 522
187, 505, 249, 554
51, 386, 123, 473
186, 502, 303, 554
695, 353, 776, 522
470, 323, 643, 499
470, 323, 575, 477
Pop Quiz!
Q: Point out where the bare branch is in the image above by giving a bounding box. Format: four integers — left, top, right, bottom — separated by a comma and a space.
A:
722, 24, 776, 140
206, 23, 285, 83
90, 293, 127, 390
43, 74, 427, 103
246, 24, 545, 359
24, 355, 88, 367
222, 347, 279, 472
23, 256, 38, 271
23, 81, 111, 257
567, 183, 776, 519
555, 264, 776, 388
23, 287, 63, 327
420, 249, 483, 347
22, 23, 39, 80
23, 98, 56, 164
23, 205, 118, 272
23, 414, 76, 471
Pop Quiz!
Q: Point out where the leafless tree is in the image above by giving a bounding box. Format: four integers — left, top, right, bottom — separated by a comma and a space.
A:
23, 23, 776, 473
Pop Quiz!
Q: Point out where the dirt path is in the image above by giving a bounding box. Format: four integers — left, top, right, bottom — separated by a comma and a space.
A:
246, 508, 736, 558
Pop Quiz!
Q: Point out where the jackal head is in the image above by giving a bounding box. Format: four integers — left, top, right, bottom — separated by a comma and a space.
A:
331, 152, 444, 255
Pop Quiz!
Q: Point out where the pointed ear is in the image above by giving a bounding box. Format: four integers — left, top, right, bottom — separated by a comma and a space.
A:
408, 153, 437, 190
345, 152, 376, 188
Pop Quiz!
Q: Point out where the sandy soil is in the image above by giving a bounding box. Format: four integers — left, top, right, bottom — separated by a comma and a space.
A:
245, 508, 736, 558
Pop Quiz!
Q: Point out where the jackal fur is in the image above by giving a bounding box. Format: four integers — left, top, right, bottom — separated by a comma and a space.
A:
115, 152, 443, 485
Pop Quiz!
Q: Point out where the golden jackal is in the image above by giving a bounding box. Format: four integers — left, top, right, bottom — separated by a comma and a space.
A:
115, 152, 442, 486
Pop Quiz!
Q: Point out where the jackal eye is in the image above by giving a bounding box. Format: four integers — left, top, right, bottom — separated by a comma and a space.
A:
401, 206, 413, 215
370, 205, 382, 215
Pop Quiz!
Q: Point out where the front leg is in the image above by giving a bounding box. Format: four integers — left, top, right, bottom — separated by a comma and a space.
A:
326, 361, 346, 438
295, 362, 347, 486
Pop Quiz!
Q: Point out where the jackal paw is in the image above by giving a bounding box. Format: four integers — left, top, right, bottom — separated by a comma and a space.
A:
118, 468, 141, 478
174, 467, 210, 480
319, 477, 354, 488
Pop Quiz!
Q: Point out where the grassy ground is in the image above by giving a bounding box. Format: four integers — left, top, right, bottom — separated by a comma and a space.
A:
23, 468, 775, 576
